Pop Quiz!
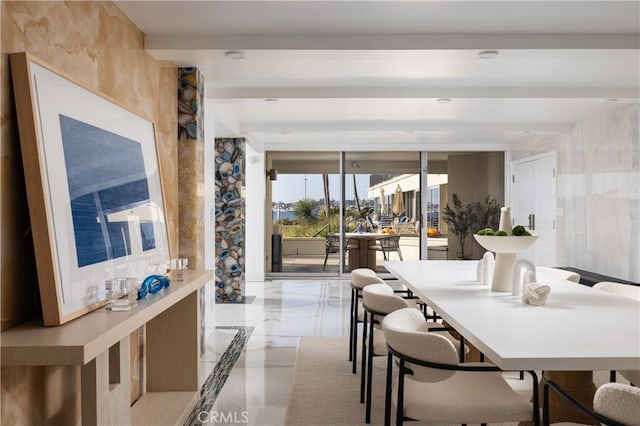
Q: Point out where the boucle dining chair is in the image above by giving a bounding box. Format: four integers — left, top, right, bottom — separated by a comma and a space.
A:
350, 268, 386, 373
361, 284, 464, 424
543, 381, 640, 426
536, 266, 580, 283
593, 281, 640, 385
382, 308, 539, 426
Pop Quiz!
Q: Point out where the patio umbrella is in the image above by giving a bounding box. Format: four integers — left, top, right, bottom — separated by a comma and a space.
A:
379, 188, 387, 215
392, 184, 405, 216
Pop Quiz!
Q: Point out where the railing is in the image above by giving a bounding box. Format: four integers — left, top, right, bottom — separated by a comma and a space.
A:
312, 223, 331, 237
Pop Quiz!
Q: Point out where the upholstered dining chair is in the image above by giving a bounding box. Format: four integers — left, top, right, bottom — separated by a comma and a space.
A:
543, 381, 640, 426
382, 308, 539, 426
371, 235, 403, 261
536, 266, 580, 283
593, 281, 640, 385
361, 284, 464, 424
350, 268, 386, 372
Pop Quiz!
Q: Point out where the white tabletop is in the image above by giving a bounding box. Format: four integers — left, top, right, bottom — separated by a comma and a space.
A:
385, 260, 640, 371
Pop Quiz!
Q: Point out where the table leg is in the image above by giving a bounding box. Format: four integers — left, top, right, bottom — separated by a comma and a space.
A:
348, 248, 359, 271
358, 240, 369, 269
540, 371, 597, 425
367, 240, 377, 270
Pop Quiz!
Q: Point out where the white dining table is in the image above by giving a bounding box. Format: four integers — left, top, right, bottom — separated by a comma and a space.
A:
384, 260, 640, 422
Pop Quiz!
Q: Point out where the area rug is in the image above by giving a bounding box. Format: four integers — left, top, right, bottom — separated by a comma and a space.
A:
284, 336, 395, 426
284, 337, 537, 426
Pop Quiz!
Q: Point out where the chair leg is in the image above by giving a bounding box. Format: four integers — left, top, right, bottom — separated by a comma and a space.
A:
519, 371, 525, 380
543, 380, 550, 426
360, 311, 368, 403
365, 314, 375, 423
610, 370, 616, 382
349, 287, 355, 362
323, 251, 329, 271
352, 290, 360, 374
530, 371, 540, 426
398, 249, 403, 261
396, 360, 405, 426
384, 352, 393, 426
459, 335, 466, 363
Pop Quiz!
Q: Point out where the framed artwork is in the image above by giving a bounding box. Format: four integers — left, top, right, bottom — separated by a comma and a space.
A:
10, 52, 170, 326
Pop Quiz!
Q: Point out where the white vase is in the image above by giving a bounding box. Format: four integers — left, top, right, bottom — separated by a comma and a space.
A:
498, 206, 513, 235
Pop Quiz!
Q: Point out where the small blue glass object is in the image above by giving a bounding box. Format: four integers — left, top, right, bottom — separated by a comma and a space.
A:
137, 275, 170, 300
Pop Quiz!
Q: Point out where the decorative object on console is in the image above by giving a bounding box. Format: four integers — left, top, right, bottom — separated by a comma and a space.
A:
10, 52, 171, 325
137, 275, 170, 300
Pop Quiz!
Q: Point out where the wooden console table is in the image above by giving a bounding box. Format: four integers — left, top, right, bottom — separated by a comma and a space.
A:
1, 270, 213, 426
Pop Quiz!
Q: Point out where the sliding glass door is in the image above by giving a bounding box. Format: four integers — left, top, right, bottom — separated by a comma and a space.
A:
266, 150, 504, 276
341, 152, 422, 274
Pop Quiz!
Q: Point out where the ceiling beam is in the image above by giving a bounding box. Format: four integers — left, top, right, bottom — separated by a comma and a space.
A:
145, 33, 640, 51
209, 87, 639, 100
240, 121, 573, 133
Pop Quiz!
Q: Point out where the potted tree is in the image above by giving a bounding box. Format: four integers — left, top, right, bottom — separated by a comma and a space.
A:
443, 194, 501, 259
442, 194, 474, 259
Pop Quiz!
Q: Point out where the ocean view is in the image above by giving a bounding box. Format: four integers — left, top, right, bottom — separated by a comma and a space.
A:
272, 210, 298, 221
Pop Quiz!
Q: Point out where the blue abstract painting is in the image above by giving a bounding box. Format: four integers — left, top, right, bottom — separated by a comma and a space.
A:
59, 115, 154, 267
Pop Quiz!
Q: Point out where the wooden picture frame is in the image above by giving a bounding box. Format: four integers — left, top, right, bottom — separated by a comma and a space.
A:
10, 52, 170, 326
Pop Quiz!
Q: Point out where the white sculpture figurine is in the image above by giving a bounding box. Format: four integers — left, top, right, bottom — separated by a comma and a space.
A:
512, 259, 551, 305
477, 252, 495, 284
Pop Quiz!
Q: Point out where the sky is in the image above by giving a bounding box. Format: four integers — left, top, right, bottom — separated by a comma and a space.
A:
271, 174, 372, 203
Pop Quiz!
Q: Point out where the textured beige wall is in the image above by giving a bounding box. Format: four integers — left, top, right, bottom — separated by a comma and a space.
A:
446, 152, 505, 259
1, 1, 177, 423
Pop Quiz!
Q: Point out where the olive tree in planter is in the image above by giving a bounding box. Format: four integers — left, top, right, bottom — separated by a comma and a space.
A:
442, 194, 501, 259
442, 194, 475, 259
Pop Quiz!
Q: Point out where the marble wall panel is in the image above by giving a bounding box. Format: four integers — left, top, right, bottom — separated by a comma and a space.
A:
178, 68, 205, 270
1, 1, 178, 423
215, 138, 245, 302
179, 138, 205, 269
178, 67, 204, 141
510, 104, 640, 282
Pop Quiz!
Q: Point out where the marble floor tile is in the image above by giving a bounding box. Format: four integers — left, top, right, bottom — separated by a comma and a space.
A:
188, 279, 352, 426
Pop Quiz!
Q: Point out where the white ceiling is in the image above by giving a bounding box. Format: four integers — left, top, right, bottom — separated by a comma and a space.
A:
115, 1, 640, 148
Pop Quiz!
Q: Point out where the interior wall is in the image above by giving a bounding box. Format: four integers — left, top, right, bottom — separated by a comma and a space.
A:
1, 1, 178, 424
510, 104, 639, 282
446, 152, 505, 259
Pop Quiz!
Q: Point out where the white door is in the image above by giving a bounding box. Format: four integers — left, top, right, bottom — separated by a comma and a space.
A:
511, 153, 556, 266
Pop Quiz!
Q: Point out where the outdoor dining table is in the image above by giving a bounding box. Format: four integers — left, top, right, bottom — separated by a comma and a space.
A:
342, 232, 389, 270
384, 260, 640, 424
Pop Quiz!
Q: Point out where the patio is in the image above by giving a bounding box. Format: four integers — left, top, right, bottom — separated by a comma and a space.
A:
275, 236, 448, 274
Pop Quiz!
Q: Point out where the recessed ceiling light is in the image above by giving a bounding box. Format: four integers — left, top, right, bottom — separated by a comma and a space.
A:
602, 98, 619, 103
436, 98, 451, 104
280, 130, 290, 135
477, 50, 499, 59
264, 98, 279, 104
224, 50, 245, 60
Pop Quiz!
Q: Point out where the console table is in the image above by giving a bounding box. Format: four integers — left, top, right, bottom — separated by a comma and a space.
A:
1, 270, 213, 426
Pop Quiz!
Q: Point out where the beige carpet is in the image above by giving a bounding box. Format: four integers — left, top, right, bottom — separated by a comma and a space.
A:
284, 337, 541, 426
284, 336, 403, 426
